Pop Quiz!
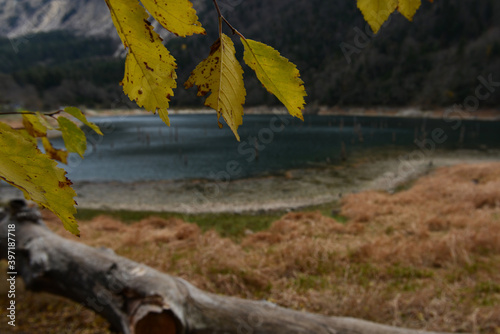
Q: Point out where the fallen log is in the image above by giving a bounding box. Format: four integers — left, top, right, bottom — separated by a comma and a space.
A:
0, 200, 458, 334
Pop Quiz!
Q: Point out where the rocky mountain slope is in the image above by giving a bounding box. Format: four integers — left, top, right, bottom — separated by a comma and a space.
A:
0, 0, 209, 39
0, 0, 116, 38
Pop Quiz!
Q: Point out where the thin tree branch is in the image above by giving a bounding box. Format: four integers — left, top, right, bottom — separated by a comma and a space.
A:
212, 0, 246, 39
0, 110, 63, 117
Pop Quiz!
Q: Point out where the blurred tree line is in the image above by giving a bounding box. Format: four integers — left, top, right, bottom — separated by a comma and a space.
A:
0, 31, 125, 110
1, 0, 499, 111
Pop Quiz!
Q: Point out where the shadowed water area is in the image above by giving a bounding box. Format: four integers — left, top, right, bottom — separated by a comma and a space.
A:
51, 114, 500, 182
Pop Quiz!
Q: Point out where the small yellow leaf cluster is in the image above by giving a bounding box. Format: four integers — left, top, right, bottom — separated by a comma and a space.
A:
105, 0, 307, 139
105, 0, 206, 126
357, 0, 427, 34
185, 35, 306, 140
0, 108, 101, 236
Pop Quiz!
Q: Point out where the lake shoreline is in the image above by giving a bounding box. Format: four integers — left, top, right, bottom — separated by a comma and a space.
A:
84, 105, 500, 121
2, 149, 497, 214
1, 110, 499, 214
72, 150, 500, 214
1, 106, 498, 129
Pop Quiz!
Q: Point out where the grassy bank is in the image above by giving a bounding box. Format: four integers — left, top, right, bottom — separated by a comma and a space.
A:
1, 162, 500, 333
74, 208, 286, 240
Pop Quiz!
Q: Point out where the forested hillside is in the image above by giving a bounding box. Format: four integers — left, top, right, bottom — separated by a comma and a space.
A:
1, 0, 499, 111
0, 31, 124, 110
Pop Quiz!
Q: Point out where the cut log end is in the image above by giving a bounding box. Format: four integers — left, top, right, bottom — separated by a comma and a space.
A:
134, 310, 180, 334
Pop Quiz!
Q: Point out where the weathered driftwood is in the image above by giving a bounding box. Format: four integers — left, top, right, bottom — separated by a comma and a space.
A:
0, 200, 457, 334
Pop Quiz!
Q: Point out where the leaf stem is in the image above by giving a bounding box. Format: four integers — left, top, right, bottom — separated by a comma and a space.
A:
212, 0, 245, 40
213, 0, 223, 36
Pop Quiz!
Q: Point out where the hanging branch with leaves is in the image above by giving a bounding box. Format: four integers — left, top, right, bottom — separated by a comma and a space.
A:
0, 0, 428, 236
104, 0, 307, 140
357, 0, 430, 33
0, 108, 101, 236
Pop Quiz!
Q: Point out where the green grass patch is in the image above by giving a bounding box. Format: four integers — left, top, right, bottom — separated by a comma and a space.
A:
345, 262, 381, 287
384, 264, 434, 292
300, 201, 350, 223
387, 264, 434, 280
75, 200, 351, 240
393, 179, 417, 193
300, 201, 337, 216
473, 281, 500, 306
293, 274, 330, 292
75, 208, 283, 240
475, 281, 500, 294
332, 214, 349, 224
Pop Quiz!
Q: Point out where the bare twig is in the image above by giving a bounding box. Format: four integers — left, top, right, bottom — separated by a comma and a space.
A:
212, 0, 246, 39
0, 110, 63, 117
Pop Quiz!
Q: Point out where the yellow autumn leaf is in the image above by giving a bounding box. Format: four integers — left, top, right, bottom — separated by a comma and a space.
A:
398, 0, 422, 21
357, 0, 398, 33
64, 107, 103, 135
16, 128, 37, 146
42, 137, 69, 164
105, 0, 177, 125
185, 34, 246, 140
22, 112, 70, 163
242, 38, 306, 120
35, 112, 57, 131
0, 123, 79, 236
358, 0, 424, 33
140, 0, 205, 37
22, 113, 47, 137
57, 117, 87, 158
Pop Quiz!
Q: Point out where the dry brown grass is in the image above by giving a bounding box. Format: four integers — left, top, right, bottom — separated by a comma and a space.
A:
1, 162, 500, 333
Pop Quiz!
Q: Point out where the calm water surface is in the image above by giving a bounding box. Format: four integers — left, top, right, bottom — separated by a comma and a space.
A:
52, 114, 500, 182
